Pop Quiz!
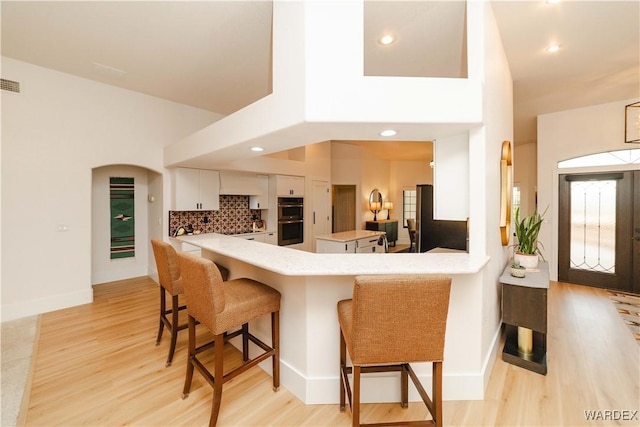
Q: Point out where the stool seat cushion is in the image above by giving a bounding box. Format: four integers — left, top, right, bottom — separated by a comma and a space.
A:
215, 279, 281, 335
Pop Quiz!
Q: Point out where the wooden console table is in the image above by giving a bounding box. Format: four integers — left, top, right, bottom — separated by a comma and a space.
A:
500, 261, 549, 375
365, 219, 398, 247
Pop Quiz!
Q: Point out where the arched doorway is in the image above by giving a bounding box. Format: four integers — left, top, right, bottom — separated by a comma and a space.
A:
91, 165, 163, 285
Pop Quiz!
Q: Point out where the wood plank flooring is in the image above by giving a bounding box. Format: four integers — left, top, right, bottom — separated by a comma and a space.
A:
24, 277, 639, 426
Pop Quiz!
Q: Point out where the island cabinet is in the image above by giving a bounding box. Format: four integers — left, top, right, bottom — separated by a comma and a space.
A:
365, 219, 398, 246
234, 231, 277, 245
315, 230, 385, 253
500, 261, 549, 375
275, 175, 304, 196
174, 168, 220, 211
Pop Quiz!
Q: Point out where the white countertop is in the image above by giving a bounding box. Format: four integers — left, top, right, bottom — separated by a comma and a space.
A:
176, 233, 490, 276
315, 230, 384, 242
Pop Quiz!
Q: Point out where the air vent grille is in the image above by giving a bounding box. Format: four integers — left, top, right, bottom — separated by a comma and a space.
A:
1, 78, 21, 93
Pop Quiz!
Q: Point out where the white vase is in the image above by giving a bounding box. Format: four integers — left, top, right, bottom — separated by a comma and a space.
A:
514, 252, 539, 269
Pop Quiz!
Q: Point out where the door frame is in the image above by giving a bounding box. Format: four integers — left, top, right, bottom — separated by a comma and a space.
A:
558, 171, 635, 292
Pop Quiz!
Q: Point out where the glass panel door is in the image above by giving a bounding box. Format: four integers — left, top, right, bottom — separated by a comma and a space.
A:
569, 180, 616, 273
559, 172, 635, 292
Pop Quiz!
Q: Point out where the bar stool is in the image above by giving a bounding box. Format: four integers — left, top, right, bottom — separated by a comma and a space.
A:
177, 252, 281, 427
337, 274, 452, 427
150, 239, 229, 366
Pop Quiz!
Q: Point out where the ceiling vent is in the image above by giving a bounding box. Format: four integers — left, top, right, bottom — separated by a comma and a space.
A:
1, 78, 21, 93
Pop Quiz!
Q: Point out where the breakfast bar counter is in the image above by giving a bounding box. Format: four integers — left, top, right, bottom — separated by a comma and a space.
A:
176, 233, 493, 404
177, 233, 488, 275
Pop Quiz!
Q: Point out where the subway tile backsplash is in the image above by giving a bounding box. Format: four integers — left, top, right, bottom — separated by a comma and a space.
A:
169, 195, 262, 236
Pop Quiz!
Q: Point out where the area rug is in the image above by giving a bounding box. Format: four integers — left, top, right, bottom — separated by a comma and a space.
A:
609, 290, 640, 343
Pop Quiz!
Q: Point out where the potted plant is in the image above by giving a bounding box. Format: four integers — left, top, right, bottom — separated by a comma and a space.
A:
510, 260, 526, 278
513, 206, 547, 269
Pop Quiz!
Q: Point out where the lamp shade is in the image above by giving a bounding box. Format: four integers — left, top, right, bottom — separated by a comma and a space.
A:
383, 201, 393, 210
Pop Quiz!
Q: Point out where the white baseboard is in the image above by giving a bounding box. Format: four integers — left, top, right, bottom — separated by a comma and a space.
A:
1, 288, 93, 322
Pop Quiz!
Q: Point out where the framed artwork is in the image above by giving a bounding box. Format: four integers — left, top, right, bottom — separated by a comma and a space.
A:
625, 102, 640, 143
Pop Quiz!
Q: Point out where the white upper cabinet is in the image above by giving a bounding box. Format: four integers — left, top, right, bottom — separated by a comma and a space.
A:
276, 175, 304, 196
219, 171, 265, 195
249, 175, 270, 209
174, 168, 220, 211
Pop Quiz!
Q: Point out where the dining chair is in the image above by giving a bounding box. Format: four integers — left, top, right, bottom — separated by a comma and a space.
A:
150, 239, 229, 366
407, 218, 416, 253
177, 252, 281, 427
338, 274, 452, 427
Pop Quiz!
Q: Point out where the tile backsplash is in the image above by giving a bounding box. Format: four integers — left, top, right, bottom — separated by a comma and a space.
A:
169, 195, 262, 236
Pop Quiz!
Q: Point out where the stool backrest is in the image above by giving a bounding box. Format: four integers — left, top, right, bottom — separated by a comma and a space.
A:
151, 239, 183, 295
351, 274, 451, 364
177, 252, 226, 330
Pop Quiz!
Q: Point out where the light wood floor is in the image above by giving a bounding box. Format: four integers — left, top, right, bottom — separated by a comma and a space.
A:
24, 277, 639, 426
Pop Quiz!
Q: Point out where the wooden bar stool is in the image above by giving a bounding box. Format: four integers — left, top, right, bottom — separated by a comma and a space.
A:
150, 239, 228, 366
177, 252, 281, 427
337, 274, 452, 427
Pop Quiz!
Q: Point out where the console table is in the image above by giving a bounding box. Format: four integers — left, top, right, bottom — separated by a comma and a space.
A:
365, 219, 398, 247
500, 260, 549, 375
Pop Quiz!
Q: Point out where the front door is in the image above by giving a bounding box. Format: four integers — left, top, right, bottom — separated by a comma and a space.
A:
558, 170, 639, 293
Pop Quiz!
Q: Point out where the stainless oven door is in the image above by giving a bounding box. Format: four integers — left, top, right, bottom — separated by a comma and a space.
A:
278, 219, 303, 246
277, 198, 304, 221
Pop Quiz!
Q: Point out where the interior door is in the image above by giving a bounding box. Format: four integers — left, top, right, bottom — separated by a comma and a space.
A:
332, 185, 356, 233
558, 170, 638, 293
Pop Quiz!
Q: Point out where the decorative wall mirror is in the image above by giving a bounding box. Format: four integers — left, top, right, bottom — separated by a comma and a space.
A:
500, 141, 513, 246
369, 188, 383, 221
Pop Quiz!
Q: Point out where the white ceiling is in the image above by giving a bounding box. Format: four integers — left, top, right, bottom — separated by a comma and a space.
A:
2, 0, 639, 160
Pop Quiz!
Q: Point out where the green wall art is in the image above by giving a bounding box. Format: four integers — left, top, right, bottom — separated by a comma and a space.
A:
110, 177, 135, 259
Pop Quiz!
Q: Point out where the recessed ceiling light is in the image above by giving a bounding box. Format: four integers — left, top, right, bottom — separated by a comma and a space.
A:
546, 0, 559, 4
378, 34, 395, 46
546, 44, 561, 53
380, 129, 397, 137
250, 146, 264, 152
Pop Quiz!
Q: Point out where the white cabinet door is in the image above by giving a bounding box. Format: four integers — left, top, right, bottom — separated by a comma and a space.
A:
316, 239, 356, 253
249, 175, 270, 209
199, 170, 220, 210
175, 168, 220, 211
264, 231, 277, 245
355, 236, 381, 253
175, 168, 200, 210
237, 233, 266, 242
276, 175, 304, 196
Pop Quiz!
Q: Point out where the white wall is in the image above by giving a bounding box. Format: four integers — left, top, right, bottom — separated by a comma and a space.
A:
1, 57, 219, 321
513, 142, 537, 217
471, 1, 514, 382
433, 133, 469, 220
538, 98, 640, 281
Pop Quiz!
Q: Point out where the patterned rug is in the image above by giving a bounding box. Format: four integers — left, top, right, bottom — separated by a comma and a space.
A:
609, 290, 640, 343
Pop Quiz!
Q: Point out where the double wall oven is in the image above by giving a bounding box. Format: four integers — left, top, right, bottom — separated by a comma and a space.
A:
277, 197, 303, 246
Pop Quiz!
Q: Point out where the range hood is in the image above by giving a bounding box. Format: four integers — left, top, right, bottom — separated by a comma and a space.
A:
218, 170, 265, 196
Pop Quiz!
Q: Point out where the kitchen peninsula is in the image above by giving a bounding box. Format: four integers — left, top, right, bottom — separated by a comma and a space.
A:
176, 233, 492, 404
